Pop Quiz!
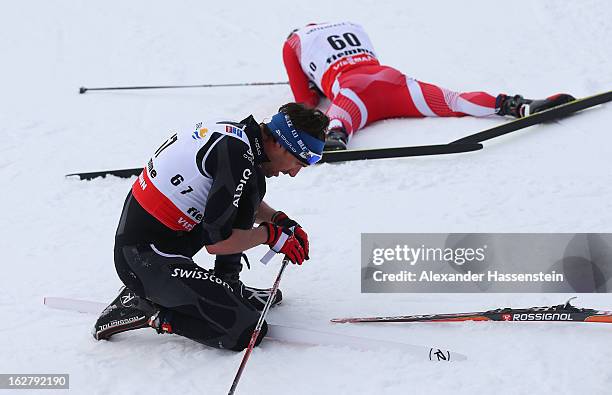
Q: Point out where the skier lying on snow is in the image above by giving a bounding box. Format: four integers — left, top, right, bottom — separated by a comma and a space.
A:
93, 103, 329, 351
282, 21, 576, 151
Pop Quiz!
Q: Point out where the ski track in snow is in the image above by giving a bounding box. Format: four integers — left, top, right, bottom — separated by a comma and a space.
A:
1, 1, 611, 394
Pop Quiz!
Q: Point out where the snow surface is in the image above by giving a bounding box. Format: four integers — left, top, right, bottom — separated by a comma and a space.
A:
1, 1, 612, 394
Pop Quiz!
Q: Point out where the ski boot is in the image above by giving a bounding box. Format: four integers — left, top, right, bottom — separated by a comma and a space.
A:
238, 282, 283, 311
324, 127, 349, 151
496, 93, 575, 118
92, 286, 159, 340
214, 254, 282, 311
148, 310, 174, 335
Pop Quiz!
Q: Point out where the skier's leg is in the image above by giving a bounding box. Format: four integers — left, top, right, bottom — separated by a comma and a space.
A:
325, 65, 487, 137
324, 65, 408, 150
326, 65, 407, 135
405, 78, 497, 117
407, 79, 575, 118
104, 243, 266, 351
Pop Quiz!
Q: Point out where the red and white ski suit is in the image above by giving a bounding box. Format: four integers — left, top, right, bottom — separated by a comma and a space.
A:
283, 22, 498, 136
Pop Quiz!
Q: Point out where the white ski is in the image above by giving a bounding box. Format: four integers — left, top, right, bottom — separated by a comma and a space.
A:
43, 296, 467, 362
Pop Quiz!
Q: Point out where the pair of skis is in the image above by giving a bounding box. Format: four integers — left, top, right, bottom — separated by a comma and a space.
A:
67, 90, 611, 180
46, 294, 612, 337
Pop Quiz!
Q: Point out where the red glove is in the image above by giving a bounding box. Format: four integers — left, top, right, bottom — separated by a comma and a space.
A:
260, 222, 306, 265
271, 211, 310, 260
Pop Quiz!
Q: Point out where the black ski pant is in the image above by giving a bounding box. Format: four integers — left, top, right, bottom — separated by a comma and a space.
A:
114, 242, 266, 351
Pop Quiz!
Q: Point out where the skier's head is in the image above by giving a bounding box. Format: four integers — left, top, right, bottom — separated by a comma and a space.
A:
286, 23, 319, 39
260, 103, 328, 178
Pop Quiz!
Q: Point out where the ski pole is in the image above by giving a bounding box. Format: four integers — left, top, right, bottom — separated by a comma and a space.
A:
78, 81, 289, 94
228, 256, 290, 395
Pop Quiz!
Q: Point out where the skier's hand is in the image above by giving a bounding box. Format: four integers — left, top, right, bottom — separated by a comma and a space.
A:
260, 222, 306, 265
272, 211, 310, 260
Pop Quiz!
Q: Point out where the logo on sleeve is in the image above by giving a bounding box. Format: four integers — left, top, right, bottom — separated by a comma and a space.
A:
226, 125, 243, 137
192, 127, 208, 140
233, 168, 252, 207
244, 148, 255, 166
253, 137, 263, 156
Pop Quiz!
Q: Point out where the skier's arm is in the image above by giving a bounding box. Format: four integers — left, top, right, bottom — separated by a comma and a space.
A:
283, 36, 320, 108
206, 199, 275, 255
255, 201, 276, 223
255, 202, 309, 259
205, 227, 268, 255
207, 221, 306, 265
200, 137, 257, 247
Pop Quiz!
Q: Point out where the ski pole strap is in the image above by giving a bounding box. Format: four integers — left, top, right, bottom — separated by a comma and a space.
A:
260, 249, 276, 265
270, 231, 290, 252
260, 226, 295, 265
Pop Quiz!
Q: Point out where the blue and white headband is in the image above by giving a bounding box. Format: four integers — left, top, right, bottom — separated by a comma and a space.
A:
265, 112, 324, 165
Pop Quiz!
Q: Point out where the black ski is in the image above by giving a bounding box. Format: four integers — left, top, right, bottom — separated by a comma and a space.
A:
321, 142, 483, 163
451, 90, 612, 144
66, 143, 483, 180
331, 298, 612, 324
